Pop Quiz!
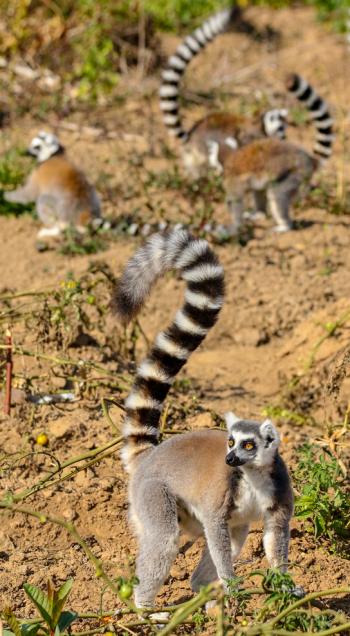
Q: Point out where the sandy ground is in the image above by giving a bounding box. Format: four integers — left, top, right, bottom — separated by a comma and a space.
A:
0, 5, 349, 631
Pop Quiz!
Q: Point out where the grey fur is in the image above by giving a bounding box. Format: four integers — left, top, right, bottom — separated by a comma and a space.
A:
115, 234, 293, 608
113, 229, 224, 470
160, 7, 239, 140
129, 423, 293, 607
4, 131, 101, 238
221, 74, 334, 233
160, 8, 288, 179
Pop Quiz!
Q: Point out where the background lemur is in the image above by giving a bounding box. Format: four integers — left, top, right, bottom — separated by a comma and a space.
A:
114, 229, 294, 608
160, 7, 288, 178
215, 73, 334, 233
4, 131, 101, 238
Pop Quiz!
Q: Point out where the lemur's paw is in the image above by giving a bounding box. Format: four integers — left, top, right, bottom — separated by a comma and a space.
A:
37, 226, 62, 238
149, 611, 170, 628
242, 210, 266, 221
205, 600, 218, 615
272, 224, 293, 233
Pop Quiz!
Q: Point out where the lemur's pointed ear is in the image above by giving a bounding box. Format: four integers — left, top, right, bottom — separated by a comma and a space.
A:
260, 419, 280, 446
224, 412, 241, 432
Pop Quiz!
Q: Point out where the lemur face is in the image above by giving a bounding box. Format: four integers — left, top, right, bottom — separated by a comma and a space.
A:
263, 109, 289, 139
224, 412, 280, 468
27, 131, 62, 162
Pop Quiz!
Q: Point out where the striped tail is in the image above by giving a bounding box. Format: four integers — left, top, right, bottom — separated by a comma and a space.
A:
113, 229, 225, 472
286, 73, 334, 161
160, 6, 240, 140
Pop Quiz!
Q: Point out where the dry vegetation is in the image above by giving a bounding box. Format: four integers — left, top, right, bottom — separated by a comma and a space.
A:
0, 3, 349, 635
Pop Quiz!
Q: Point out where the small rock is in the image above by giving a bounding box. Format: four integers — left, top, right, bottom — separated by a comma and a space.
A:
13, 63, 40, 80
235, 327, 264, 347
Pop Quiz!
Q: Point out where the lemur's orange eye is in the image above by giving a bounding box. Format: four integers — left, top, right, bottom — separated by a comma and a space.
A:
228, 438, 235, 448
243, 441, 255, 451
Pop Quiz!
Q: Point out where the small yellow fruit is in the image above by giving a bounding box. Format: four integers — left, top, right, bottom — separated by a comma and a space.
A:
36, 433, 49, 446
118, 583, 133, 600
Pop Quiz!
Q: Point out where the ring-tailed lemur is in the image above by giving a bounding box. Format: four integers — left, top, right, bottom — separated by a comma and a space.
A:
160, 7, 288, 178
215, 73, 334, 233
113, 229, 294, 608
4, 132, 101, 239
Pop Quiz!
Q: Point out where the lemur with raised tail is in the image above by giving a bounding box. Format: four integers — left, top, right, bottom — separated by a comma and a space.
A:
113, 229, 294, 608
160, 7, 288, 178
215, 73, 334, 233
4, 132, 101, 238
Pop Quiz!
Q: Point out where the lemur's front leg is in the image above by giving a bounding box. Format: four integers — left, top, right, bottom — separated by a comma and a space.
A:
204, 520, 234, 590
263, 510, 291, 572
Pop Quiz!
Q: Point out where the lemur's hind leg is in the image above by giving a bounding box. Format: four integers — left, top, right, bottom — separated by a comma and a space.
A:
4, 178, 37, 204
267, 173, 301, 232
191, 524, 248, 592
253, 189, 268, 215
134, 482, 179, 608
230, 524, 249, 561
243, 190, 267, 222
226, 193, 245, 236
36, 195, 66, 239
191, 544, 217, 592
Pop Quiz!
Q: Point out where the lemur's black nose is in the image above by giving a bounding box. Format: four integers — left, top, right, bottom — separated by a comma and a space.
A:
226, 451, 245, 467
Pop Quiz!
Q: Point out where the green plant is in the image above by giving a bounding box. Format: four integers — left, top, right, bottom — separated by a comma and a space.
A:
72, 29, 118, 101
0, 150, 27, 188
303, 181, 350, 217
294, 444, 350, 555
258, 570, 338, 632
0, 150, 35, 217
262, 404, 309, 426
3, 579, 77, 636
58, 226, 108, 256
143, 0, 229, 30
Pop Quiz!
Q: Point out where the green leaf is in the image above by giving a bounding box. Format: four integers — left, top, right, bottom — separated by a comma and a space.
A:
23, 583, 54, 628
57, 610, 78, 632
21, 623, 42, 636
3, 630, 16, 636
3, 608, 22, 636
56, 579, 73, 604
51, 580, 74, 627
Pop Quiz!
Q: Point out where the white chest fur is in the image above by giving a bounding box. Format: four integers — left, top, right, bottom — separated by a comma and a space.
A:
230, 469, 275, 526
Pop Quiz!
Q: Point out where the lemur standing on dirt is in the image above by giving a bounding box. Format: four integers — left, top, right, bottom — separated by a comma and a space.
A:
160, 7, 289, 179
4, 132, 101, 238
213, 73, 334, 233
113, 229, 294, 608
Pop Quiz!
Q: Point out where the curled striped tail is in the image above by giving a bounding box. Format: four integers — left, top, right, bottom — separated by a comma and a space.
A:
113, 229, 225, 472
160, 6, 240, 140
286, 73, 334, 161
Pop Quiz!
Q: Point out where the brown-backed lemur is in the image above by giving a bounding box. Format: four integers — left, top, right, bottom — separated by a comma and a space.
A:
160, 7, 289, 179
4, 131, 101, 238
213, 73, 334, 233
113, 229, 294, 608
